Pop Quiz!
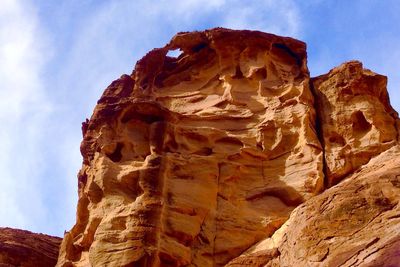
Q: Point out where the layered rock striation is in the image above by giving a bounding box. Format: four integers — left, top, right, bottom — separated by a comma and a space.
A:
56, 28, 400, 267
0, 227, 61, 267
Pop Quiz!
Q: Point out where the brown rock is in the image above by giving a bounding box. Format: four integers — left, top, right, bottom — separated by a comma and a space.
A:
57, 28, 324, 266
312, 61, 399, 186
0, 227, 61, 267
228, 145, 400, 266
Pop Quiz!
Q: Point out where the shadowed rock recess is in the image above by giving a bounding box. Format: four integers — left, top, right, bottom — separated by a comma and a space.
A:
53, 29, 399, 266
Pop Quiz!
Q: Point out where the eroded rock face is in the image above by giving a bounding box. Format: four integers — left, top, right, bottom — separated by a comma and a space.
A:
312, 61, 399, 186
228, 145, 400, 267
57, 28, 324, 267
56, 28, 399, 267
0, 227, 61, 267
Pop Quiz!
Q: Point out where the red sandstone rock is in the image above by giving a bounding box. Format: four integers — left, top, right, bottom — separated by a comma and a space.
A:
0, 227, 61, 267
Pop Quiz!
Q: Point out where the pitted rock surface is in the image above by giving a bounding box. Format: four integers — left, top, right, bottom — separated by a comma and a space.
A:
227, 146, 400, 267
55, 28, 399, 267
312, 61, 399, 186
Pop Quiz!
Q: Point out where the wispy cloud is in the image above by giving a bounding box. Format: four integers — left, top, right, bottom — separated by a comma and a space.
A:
54, 0, 302, 114
219, 0, 301, 37
0, 0, 52, 231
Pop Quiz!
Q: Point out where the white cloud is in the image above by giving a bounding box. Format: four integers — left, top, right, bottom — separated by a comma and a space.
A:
220, 0, 301, 37
0, 0, 53, 232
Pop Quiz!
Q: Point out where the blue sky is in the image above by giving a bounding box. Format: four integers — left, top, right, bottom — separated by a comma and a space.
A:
1, 0, 399, 237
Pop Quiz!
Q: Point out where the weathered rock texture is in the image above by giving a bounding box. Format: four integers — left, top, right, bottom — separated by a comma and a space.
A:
56, 28, 400, 266
0, 227, 61, 267
312, 61, 399, 186
227, 145, 400, 266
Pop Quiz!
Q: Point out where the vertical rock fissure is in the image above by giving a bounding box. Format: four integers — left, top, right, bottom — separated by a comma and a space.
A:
393, 116, 400, 142
309, 78, 329, 190
154, 155, 167, 266
151, 122, 176, 266
213, 162, 222, 267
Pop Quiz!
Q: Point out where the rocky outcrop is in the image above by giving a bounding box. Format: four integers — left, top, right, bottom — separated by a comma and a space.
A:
0, 227, 61, 267
56, 28, 400, 266
312, 61, 399, 186
57, 28, 324, 267
227, 145, 400, 266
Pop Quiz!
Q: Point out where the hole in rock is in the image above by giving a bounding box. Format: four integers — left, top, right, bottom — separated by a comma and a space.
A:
166, 49, 183, 58
106, 142, 123, 162
351, 111, 371, 135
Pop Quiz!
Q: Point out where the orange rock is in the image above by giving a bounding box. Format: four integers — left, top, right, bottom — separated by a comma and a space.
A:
57, 28, 324, 266
312, 61, 399, 186
0, 227, 61, 267
56, 29, 400, 267
227, 145, 400, 266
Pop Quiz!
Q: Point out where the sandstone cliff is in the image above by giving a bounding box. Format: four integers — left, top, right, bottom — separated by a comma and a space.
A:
0, 227, 61, 267
54, 28, 399, 267
226, 145, 400, 266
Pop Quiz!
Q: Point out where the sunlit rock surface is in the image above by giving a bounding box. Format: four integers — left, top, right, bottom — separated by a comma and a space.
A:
0, 227, 61, 267
312, 61, 399, 186
56, 28, 399, 267
227, 145, 400, 267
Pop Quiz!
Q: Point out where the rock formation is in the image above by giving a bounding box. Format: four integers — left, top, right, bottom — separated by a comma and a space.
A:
57, 28, 325, 266
226, 145, 400, 266
312, 61, 399, 186
51, 28, 399, 266
0, 227, 61, 267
